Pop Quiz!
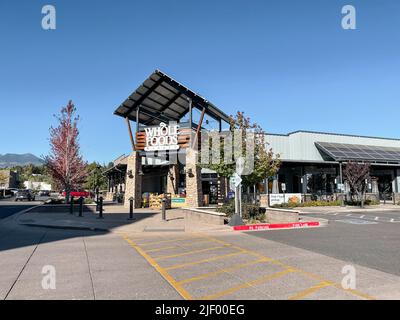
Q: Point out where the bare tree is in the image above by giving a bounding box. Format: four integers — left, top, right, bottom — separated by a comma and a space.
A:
343, 161, 371, 207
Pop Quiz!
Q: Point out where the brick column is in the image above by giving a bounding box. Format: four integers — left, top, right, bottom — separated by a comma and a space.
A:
185, 148, 203, 208
124, 152, 142, 209
167, 164, 179, 196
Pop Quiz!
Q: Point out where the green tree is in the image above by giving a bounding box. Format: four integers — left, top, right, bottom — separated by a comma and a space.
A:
0, 170, 8, 197
83, 162, 107, 191
201, 111, 281, 189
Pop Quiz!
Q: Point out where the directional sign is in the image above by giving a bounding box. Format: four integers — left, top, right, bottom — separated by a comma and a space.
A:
234, 173, 242, 188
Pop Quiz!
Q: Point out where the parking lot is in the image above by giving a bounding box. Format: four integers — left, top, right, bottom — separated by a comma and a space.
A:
122, 232, 387, 300
249, 209, 400, 277
2, 203, 400, 300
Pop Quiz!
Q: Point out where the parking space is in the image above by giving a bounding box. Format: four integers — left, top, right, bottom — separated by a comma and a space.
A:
304, 210, 400, 224
123, 233, 376, 300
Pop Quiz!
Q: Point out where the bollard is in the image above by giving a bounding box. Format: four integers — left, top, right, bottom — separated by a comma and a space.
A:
97, 197, 104, 219
78, 197, 84, 217
70, 196, 74, 215
128, 197, 134, 220
161, 198, 166, 221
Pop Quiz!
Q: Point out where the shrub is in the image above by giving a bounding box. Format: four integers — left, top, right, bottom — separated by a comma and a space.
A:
217, 200, 265, 221
272, 200, 342, 208
346, 199, 380, 206
216, 201, 235, 217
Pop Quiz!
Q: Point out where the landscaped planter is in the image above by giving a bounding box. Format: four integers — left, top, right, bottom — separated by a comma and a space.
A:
266, 210, 299, 224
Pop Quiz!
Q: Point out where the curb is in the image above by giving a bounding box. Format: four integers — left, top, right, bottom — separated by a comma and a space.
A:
0, 203, 45, 226
19, 222, 108, 232
232, 221, 322, 231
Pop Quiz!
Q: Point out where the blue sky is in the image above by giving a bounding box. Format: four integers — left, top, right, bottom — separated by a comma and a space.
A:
1, 0, 400, 163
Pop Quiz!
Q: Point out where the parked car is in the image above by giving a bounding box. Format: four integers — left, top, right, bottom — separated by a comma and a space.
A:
39, 190, 50, 197
15, 190, 35, 201
9, 188, 19, 196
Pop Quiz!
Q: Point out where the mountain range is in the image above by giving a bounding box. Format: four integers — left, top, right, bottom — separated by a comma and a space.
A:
0, 153, 44, 168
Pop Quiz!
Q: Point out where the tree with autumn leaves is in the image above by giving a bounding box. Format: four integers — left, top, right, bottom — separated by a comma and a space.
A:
45, 101, 87, 203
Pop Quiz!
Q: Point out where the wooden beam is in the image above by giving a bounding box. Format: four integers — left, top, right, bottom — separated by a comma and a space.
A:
192, 107, 206, 149
125, 117, 135, 152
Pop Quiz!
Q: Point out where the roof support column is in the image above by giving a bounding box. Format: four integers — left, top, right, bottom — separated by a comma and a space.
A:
188, 98, 193, 129
339, 162, 345, 206
125, 117, 135, 152
136, 107, 140, 135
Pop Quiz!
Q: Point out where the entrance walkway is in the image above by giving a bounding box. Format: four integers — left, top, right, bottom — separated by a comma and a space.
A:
15, 205, 230, 234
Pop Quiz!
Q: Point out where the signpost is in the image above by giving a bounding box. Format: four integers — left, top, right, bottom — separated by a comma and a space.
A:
229, 157, 245, 226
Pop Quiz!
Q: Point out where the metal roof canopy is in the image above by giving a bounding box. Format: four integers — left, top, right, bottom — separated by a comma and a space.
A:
113, 70, 231, 126
315, 141, 400, 164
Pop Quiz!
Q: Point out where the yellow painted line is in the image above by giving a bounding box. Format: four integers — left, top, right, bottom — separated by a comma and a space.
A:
200, 268, 296, 300
155, 245, 231, 261
177, 258, 272, 285
332, 285, 376, 300
143, 239, 216, 254
123, 235, 193, 300
137, 236, 203, 247
164, 250, 247, 271
195, 233, 376, 300
146, 246, 176, 253
292, 268, 376, 300
288, 281, 334, 300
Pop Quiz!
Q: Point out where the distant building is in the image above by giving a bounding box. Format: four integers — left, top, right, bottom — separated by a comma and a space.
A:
0, 169, 19, 189
24, 181, 52, 191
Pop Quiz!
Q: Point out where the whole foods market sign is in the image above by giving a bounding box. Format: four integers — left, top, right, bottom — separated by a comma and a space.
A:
144, 122, 180, 152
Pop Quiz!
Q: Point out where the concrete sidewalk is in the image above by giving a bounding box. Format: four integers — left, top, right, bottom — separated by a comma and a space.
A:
16, 205, 231, 234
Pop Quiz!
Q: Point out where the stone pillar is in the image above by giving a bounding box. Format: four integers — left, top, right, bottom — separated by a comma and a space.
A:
124, 152, 142, 209
167, 164, 179, 196
185, 148, 203, 208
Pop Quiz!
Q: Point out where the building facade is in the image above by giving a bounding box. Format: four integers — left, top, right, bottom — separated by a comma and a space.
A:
265, 131, 400, 202
0, 169, 19, 190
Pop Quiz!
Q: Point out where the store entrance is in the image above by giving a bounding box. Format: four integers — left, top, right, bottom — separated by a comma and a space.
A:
202, 181, 218, 205
377, 174, 393, 200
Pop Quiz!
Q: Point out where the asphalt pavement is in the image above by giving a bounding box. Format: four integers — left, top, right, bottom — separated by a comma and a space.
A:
247, 209, 400, 277
0, 199, 41, 220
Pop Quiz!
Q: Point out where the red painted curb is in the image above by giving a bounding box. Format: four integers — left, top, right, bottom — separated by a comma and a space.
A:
233, 221, 320, 231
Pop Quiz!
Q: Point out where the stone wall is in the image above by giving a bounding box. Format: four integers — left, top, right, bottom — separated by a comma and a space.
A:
124, 152, 142, 209
185, 148, 203, 208
266, 210, 299, 224
166, 164, 179, 196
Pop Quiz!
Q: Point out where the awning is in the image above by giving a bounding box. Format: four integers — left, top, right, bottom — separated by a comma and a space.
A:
315, 142, 400, 163
114, 70, 231, 126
